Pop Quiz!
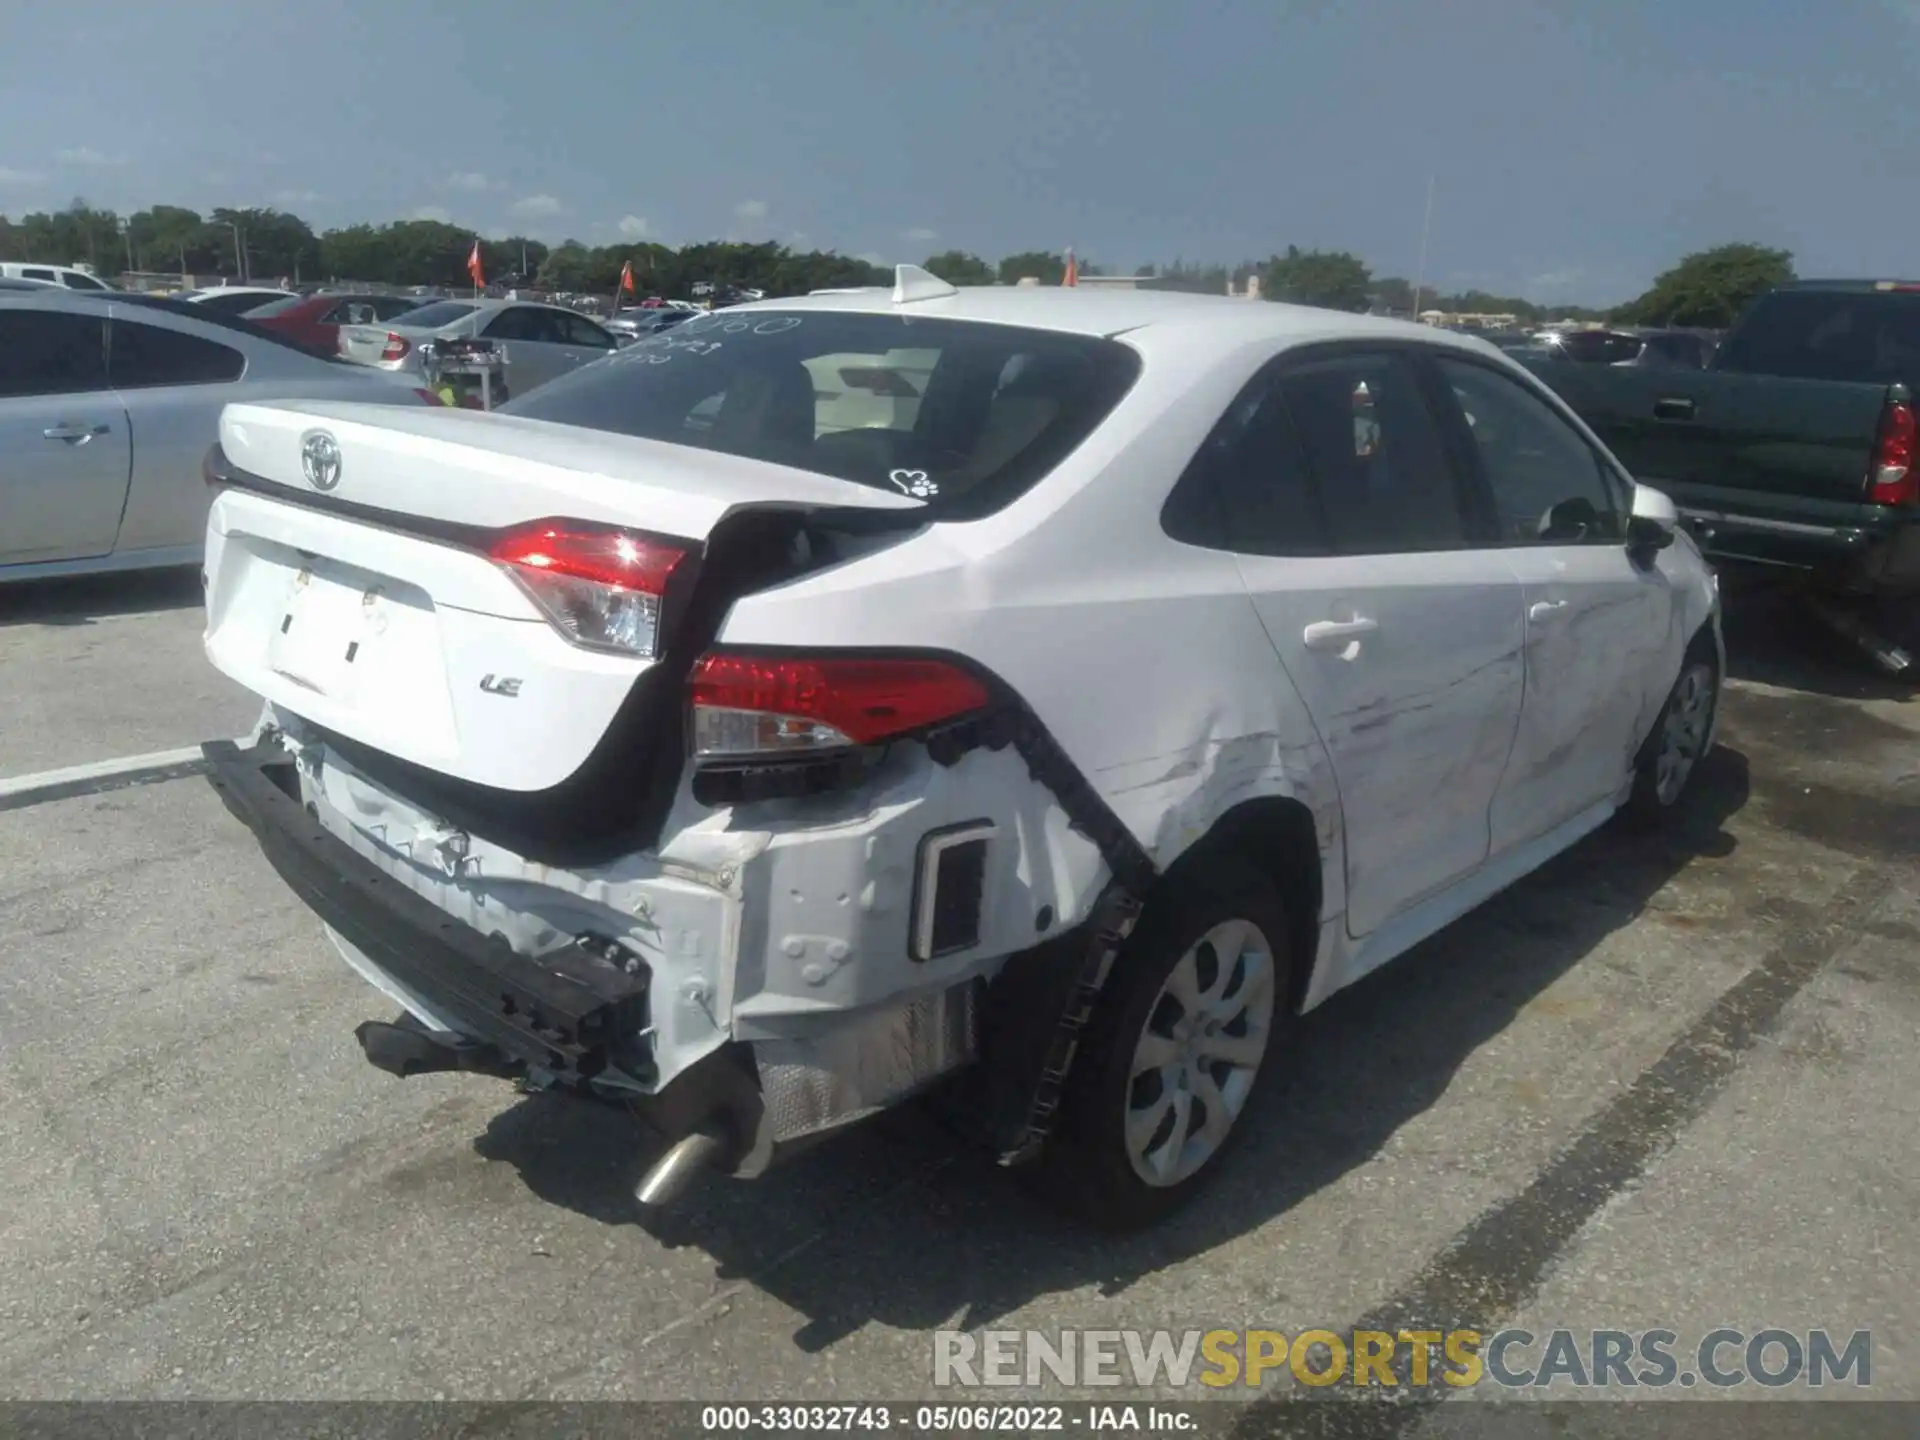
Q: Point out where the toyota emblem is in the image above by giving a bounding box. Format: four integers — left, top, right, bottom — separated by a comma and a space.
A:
300, 430, 342, 491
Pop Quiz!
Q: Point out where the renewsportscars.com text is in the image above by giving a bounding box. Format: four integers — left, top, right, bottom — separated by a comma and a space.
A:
932, 1328, 1872, 1390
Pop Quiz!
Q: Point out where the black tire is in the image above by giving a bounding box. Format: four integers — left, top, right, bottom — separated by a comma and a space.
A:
1625, 638, 1720, 827
1029, 860, 1295, 1231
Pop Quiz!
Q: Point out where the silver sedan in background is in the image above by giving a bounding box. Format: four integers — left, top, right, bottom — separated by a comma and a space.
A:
0, 289, 438, 583
334, 298, 619, 395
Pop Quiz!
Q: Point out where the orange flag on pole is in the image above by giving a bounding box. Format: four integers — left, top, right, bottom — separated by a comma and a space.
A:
1062, 247, 1078, 287
467, 239, 485, 290
620, 259, 636, 294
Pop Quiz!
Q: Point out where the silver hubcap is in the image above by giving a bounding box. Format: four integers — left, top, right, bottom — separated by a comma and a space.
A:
1654, 662, 1715, 805
1124, 918, 1276, 1188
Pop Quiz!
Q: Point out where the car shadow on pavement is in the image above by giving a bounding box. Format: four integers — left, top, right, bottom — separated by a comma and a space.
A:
0, 567, 203, 628
472, 744, 1751, 1352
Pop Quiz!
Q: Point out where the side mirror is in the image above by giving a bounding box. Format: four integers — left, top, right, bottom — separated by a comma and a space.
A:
1626, 483, 1678, 557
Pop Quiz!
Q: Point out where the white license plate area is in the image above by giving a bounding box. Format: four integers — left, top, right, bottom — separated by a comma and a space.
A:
266, 566, 379, 700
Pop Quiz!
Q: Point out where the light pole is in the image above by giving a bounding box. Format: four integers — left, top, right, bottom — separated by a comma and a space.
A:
227, 221, 247, 283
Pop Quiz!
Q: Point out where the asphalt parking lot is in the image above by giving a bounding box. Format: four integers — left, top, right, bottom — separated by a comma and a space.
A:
0, 569, 1915, 1424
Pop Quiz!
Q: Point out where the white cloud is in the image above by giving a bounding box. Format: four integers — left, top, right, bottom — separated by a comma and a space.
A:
617, 214, 650, 239
56, 146, 122, 166
410, 205, 452, 223
510, 193, 565, 219
733, 198, 769, 221
856, 251, 884, 266
787, 231, 810, 247
0, 165, 43, 185
273, 188, 320, 206
901, 227, 938, 243
445, 171, 498, 192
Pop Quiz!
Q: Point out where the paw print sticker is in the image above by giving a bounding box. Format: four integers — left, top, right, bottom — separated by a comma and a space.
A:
888, 469, 939, 499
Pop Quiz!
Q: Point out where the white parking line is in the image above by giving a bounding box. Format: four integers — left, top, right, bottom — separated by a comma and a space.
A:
0, 745, 211, 813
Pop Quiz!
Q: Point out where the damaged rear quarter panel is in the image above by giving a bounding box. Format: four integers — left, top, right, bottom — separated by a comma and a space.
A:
657, 743, 1111, 1040
713, 333, 1346, 928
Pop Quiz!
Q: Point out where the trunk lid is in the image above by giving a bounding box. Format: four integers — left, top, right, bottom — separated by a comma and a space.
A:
203, 400, 923, 793
337, 322, 406, 366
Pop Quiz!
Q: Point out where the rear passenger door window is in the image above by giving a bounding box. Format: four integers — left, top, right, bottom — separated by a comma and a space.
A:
1274, 352, 1470, 554
486, 306, 562, 343
0, 311, 109, 396
108, 318, 246, 388
560, 313, 615, 349
1433, 357, 1625, 545
1162, 373, 1329, 555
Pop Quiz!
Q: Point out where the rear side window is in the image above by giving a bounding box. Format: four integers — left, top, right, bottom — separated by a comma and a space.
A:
503, 311, 1142, 519
1716, 291, 1920, 383
19, 268, 57, 282
486, 306, 565, 342
1275, 352, 1469, 554
559, 312, 615, 348
324, 298, 383, 326
0, 310, 108, 396
62, 271, 108, 290
373, 295, 428, 320
1163, 376, 1328, 556
390, 300, 476, 329
108, 319, 246, 388
247, 295, 309, 319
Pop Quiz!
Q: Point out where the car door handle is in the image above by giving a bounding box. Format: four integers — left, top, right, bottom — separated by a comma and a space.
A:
1528, 599, 1571, 622
1653, 397, 1695, 420
1303, 617, 1379, 650
43, 422, 111, 443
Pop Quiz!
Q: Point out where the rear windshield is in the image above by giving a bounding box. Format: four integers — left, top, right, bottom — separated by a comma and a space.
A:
243, 294, 309, 319
1717, 290, 1920, 383
393, 300, 478, 329
501, 310, 1142, 518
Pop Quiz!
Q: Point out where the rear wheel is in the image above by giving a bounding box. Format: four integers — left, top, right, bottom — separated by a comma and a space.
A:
1033, 862, 1293, 1230
1627, 646, 1719, 824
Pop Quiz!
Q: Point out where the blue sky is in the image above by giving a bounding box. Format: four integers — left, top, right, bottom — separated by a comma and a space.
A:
2, 0, 1917, 305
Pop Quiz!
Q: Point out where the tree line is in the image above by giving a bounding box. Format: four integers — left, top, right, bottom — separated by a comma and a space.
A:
0, 197, 1792, 327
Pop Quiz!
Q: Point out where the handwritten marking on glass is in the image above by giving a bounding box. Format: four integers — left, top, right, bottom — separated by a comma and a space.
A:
888, 469, 939, 498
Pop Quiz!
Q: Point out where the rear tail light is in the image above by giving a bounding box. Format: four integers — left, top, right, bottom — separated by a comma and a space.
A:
688, 653, 991, 759
380, 332, 411, 362
1869, 398, 1918, 505
488, 523, 689, 658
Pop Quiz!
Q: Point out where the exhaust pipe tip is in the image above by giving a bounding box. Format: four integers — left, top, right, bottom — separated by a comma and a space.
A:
633, 1127, 729, 1210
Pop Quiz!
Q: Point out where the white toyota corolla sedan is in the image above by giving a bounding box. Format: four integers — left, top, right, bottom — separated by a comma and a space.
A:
197, 268, 1722, 1229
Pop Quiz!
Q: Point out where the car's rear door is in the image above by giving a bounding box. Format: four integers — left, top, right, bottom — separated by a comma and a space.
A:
104, 308, 248, 553
1198, 345, 1528, 939
0, 306, 132, 565
1431, 354, 1677, 850
481, 305, 570, 392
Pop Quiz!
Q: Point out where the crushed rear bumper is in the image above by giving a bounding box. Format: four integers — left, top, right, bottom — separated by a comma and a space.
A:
201, 736, 654, 1084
